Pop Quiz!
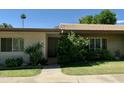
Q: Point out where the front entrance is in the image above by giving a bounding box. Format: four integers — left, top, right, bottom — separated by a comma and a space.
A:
48, 37, 59, 64
48, 37, 59, 57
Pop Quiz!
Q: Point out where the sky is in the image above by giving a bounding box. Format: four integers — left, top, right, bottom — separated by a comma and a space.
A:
0, 9, 124, 28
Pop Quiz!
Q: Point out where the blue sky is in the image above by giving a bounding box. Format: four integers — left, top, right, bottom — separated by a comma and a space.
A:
0, 9, 124, 28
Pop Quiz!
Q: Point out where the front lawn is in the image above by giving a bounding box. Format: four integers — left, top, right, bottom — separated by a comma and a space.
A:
61, 61, 124, 75
0, 69, 41, 77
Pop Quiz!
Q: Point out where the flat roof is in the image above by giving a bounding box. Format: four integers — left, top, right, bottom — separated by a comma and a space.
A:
0, 28, 60, 32
0, 24, 124, 33
59, 23, 124, 31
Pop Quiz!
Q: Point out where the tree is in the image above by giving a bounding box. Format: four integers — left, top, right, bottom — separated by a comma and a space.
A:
98, 10, 116, 24
79, 15, 93, 24
92, 15, 101, 24
20, 14, 26, 28
0, 23, 13, 28
79, 10, 117, 24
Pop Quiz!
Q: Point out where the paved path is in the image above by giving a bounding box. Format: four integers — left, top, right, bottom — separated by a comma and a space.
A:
0, 64, 124, 83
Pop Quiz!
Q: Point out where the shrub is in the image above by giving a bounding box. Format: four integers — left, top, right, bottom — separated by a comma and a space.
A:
57, 32, 89, 65
39, 58, 47, 65
5, 58, 23, 67
25, 42, 46, 66
87, 49, 113, 61
57, 55, 72, 64
57, 32, 113, 66
86, 49, 97, 61
5, 58, 16, 67
16, 58, 23, 66
100, 49, 113, 60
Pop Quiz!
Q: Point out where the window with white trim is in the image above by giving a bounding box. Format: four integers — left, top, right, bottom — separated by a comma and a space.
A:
89, 38, 107, 50
1, 38, 24, 52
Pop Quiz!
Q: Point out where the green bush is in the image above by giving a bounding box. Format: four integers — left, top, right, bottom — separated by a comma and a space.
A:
87, 49, 113, 61
85, 49, 96, 61
16, 58, 23, 66
5, 58, 16, 67
57, 32, 89, 65
100, 49, 113, 60
5, 58, 23, 67
25, 42, 46, 66
39, 58, 47, 65
57, 32, 113, 66
57, 55, 72, 64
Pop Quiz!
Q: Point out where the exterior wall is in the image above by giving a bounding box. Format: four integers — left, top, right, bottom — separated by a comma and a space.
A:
0, 31, 124, 64
47, 32, 124, 57
0, 32, 47, 64
107, 35, 124, 55
81, 33, 124, 56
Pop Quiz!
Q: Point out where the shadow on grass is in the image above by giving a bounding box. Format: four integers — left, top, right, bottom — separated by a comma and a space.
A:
1, 60, 122, 70
42, 64, 61, 69
37, 61, 107, 69
60, 61, 106, 68
0, 65, 42, 71
60, 60, 124, 68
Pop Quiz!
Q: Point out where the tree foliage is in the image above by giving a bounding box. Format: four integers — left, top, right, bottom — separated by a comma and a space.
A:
98, 9, 116, 24
0, 23, 13, 28
79, 10, 117, 24
57, 32, 89, 64
21, 14, 26, 19
20, 14, 26, 28
92, 15, 101, 24
79, 15, 93, 24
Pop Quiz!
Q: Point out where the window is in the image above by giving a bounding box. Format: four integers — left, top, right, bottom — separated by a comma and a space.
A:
1, 38, 12, 52
102, 39, 107, 49
20, 39, 24, 51
89, 38, 107, 50
96, 39, 100, 48
90, 39, 95, 49
1, 38, 24, 52
13, 38, 24, 51
13, 38, 19, 51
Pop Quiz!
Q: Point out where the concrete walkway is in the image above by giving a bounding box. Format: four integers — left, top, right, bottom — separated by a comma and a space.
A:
0, 64, 124, 83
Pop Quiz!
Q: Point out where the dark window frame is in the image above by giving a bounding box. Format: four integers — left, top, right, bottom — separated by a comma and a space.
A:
1, 38, 24, 52
89, 38, 107, 50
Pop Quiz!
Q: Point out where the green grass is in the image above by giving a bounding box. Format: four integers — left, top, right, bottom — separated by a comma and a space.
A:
0, 69, 41, 77
61, 61, 124, 75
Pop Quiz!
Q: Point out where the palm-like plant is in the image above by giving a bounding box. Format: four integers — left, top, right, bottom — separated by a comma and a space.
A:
21, 14, 26, 28
24, 43, 44, 66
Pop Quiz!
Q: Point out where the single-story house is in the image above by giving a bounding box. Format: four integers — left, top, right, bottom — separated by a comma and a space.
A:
0, 23, 124, 64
